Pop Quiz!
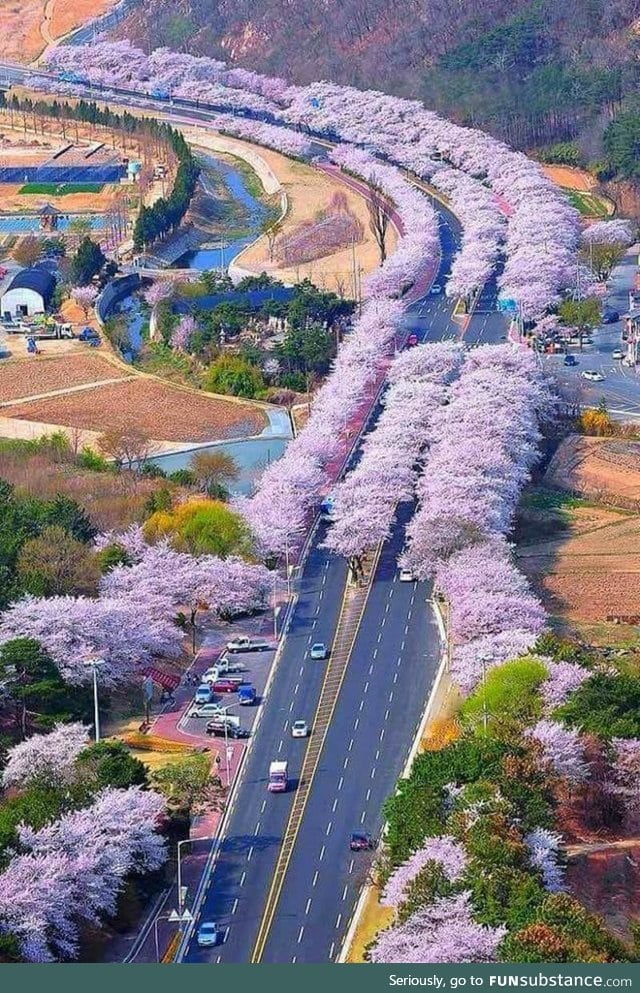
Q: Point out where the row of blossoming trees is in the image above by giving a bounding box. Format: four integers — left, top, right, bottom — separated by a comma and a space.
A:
16, 41, 636, 962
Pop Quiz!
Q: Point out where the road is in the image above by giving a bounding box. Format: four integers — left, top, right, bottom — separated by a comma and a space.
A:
544, 248, 640, 418
182, 199, 506, 963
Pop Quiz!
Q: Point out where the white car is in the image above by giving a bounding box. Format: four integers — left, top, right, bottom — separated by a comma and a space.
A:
399, 568, 415, 582
291, 720, 309, 738
196, 921, 220, 947
612, 349, 625, 361
581, 370, 605, 382
189, 702, 227, 719
430, 283, 442, 295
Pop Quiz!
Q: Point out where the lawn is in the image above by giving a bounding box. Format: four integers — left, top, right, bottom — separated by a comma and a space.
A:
18, 182, 105, 195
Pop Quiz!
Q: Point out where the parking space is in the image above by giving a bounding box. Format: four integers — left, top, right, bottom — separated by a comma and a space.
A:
179, 647, 277, 740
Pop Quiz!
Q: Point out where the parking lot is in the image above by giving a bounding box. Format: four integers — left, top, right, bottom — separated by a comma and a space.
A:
178, 645, 277, 742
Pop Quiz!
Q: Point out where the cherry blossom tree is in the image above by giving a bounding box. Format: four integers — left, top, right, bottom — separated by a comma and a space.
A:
171, 315, 196, 353
381, 836, 468, 908
541, 660, 590, 711
527, 720, 590, 782
370, 892, 506, 963
524, 828, 566, 892
609, 738, 640, 818
2, 722, 89, 788
70, 285, 98, 318
0, 594, 182, 686
0, 787, 166, 961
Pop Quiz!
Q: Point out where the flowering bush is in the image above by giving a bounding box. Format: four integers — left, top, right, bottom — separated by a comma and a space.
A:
381, 836, 468, 908
527, 720, 590, 782
2, 722, 89, 788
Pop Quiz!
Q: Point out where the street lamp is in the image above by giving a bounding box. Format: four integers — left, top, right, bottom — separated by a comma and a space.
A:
219, 702, 240, 786
176, 835, 216, 923
85, 658, 105, 742
153, 909, 193, 962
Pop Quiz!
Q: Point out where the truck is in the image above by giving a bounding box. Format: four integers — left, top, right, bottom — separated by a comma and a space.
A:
238, 685, 256, 706
268, 760, 288, 793
226, 636, 271, 654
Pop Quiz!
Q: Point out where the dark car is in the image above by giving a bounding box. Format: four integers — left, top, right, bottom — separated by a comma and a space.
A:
78, 326, 100, 342
212, 678, 238, 693
350, 831, 374, 851
602, 309, 620, 324
406, 333, 418, 348
564, 354, 578, 367
206, 721, 249, 739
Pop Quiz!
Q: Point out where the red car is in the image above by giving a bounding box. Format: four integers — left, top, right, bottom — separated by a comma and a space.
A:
406, 333, 419, 348
212, 679, 238, 693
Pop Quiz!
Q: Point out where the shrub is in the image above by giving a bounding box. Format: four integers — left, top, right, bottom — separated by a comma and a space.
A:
460, 658, 547, 733
554, 673, 640, 740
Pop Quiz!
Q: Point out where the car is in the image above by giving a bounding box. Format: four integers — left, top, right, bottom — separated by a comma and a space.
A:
78, 326, 100, 342
563, 355, 578, 367
212, 678, 238, 693
291, 720, 309, 738
309, 642, 328, 660
612, 349, 625, 361
350, 831, 374, 851
430, 283, 442, 295
238, 685, 257, 705
602, 309, 620, 324
194, 683, 214, 705
196, 922, 220, 948
406, 333, 418, 348
582, 370, 605, 382
206, 720, 248, 739
399, 567, 415, 582
189, 702, 227, 719
225, 636, 270, 653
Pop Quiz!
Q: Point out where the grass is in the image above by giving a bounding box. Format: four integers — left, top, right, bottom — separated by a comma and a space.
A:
18, 182, 105, 195
566, 190, 611, 218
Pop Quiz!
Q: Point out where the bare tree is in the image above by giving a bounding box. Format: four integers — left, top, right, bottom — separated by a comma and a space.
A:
367, 175, 393, 264
97, 427, 155, 470
262, 218, 283, 262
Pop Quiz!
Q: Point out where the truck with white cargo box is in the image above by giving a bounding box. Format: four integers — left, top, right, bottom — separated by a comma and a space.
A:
268, 760, 288, 793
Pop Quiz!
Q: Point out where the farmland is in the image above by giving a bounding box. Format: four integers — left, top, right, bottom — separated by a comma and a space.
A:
18, 182, 105, 195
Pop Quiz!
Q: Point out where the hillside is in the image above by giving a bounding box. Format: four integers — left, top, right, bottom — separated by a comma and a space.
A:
114, 0, 640, 158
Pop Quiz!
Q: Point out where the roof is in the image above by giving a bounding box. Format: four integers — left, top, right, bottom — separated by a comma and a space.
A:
174, 286, 295, 315
37, 203, 60, 215
3, 267, 56, 302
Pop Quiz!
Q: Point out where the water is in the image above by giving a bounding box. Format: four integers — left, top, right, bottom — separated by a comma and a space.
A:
176, 153, 269, 271
0, 214, 105, 233
149, 436, 289, 496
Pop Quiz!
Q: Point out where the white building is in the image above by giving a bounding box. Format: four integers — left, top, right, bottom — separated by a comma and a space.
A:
1, 268, 55, 320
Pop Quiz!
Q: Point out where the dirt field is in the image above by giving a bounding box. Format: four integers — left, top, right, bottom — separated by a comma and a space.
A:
0, 353, 127, 403
0, 0, 117, 63
542, 165, 597, 191
187, 131, 395, 296
545, 435, 640, 506
5, 378, 267, 443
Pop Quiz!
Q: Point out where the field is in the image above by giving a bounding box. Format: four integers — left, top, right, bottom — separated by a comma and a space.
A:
0, 0, 118, 63
187, 130, 395, 296
0, 353, 127, 402
19, 182, 105, 195
516, 435, 640, 650
5, 377, 268, 444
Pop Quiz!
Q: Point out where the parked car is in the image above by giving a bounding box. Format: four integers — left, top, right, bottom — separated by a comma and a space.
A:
309, 642, 328, 660
212, 678, 238, 694
226, 636, 270, 653
196, 922, 220, 948
189, 702, 227, 719
194, 683, 214, 705
350, 832, 374, 851
406, 333, 418, 348
291, 720, 309, 738
602, 309, 620, 324
563, 355, 578, 367
206, 720, 248, 739
612, 349, 625, 361
582, 370, 605, 382
238, 685, 257, 706
78, 326, 100, 342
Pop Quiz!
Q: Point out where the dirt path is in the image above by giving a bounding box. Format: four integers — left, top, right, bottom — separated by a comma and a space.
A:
566, 838, 640, 858
39, 0, 55, 48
